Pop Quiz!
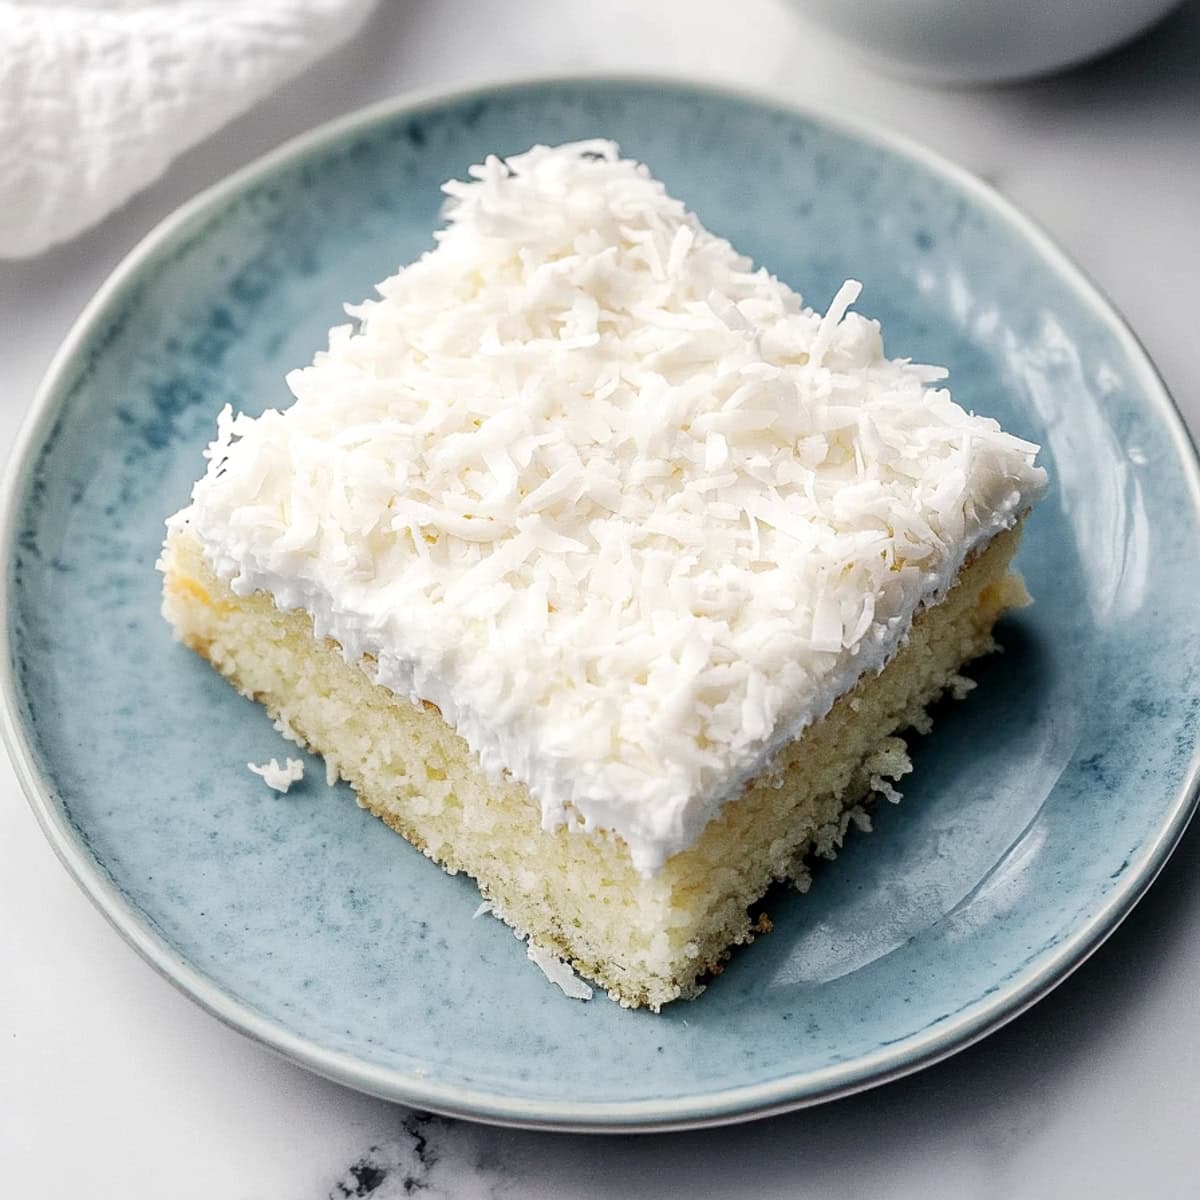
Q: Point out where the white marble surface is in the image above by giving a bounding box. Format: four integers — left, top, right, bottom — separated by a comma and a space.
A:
2, 2, 1199, 1196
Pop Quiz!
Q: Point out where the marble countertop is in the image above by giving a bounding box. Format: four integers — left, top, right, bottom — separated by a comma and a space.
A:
3, 2, 1199, 1195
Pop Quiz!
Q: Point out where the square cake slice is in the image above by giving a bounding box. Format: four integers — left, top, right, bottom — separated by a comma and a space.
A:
160, 141, 1046, 1009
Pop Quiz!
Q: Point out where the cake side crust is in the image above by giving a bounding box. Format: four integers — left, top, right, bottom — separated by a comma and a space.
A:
160, 523, 1026, 1009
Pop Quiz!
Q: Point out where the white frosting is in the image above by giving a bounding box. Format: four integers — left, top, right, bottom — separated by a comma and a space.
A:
170, 141, 1047, 876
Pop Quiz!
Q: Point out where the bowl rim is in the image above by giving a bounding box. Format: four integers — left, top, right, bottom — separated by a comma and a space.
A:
3, 70, 1200, 1133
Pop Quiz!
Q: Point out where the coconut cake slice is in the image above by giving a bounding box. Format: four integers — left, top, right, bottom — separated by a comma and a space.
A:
160, 140, 1046, 1009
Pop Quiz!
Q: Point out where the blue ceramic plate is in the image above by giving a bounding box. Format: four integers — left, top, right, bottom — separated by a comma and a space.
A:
4, 77, 1200, 1132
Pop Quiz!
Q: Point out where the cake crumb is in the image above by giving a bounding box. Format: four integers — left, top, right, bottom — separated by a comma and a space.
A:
272, 713, 301, 745
849, 805, 873, 833
526, 940, 593, 1001
870, 774, 903, 804
248, 757, 304, 793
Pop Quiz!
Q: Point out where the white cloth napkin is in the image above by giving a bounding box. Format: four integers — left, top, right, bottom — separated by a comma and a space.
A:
0, 0, 377, 258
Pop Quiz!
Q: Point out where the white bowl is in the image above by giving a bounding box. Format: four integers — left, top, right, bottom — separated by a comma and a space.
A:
786, 0, 1182, 84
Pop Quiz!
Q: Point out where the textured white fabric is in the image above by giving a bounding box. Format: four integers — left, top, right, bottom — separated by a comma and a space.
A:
0, 0, 376, 258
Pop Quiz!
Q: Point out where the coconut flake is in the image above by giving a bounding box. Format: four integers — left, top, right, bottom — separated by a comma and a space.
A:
248, 757, 305, 793
526, 939, 594, 1001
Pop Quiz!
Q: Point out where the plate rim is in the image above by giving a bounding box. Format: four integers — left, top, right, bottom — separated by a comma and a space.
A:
4, 70, 1200, 1133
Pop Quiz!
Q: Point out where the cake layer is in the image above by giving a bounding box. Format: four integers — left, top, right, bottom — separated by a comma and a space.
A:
167, 141, 1047, 875
160, 523, 1026, 1009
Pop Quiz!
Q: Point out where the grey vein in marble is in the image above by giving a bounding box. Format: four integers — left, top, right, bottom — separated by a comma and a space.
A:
327, 1113, 517, 1200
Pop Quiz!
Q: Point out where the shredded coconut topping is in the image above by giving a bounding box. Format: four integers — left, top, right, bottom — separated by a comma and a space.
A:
248, 757, 305, 793
173, 141, 1046, 875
